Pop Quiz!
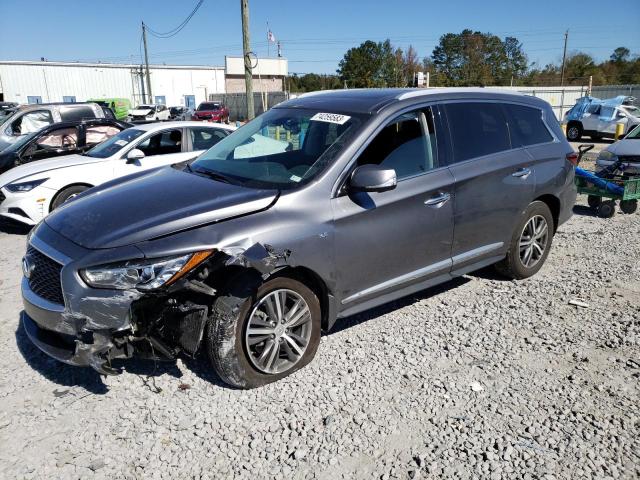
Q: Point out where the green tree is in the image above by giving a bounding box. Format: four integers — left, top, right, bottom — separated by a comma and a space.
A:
431, 30, 527, 86
337, 39, 397, 88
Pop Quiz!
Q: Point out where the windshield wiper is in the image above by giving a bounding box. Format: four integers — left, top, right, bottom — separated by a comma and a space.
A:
190, 166, 232, 184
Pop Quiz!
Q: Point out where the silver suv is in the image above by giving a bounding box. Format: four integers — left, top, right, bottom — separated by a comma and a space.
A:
20, 88, 577, 388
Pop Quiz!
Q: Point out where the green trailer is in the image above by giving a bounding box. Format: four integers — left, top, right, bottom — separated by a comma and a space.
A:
575, 144, 640, 218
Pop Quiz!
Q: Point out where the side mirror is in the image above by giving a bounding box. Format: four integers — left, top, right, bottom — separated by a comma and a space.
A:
126, 148, 145, 163
349, 164, 397, 193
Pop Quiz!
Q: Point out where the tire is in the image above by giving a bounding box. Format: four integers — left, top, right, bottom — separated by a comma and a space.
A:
494, 201, 554, 280
620, 199, 637, 214
587, 195, 602, 210
596, 200, 616, 218
50, 185, 89, 211
566, 123, 583, 141
207, 275, 321, 389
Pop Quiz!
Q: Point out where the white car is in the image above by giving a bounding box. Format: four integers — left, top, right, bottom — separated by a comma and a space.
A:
0, 121, 235, 226
129, 104, 171, 123
564, 96, 640, 141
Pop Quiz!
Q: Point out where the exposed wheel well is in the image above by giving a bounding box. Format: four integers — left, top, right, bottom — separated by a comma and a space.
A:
534, 194, 560, 232
273, 266, 331, 331
49, 183, 94, 212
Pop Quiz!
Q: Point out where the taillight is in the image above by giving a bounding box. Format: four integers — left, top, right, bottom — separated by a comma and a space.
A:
566, 152, 579, 166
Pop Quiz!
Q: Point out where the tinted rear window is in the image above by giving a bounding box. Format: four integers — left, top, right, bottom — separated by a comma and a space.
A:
505, 104, 554, 147
445, 103, 510, 163
60, 105, 97, 122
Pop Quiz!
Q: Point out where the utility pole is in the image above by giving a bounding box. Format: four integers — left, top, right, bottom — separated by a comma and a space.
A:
142, 22, 153, 103
560, 30, 568, 87
241, 0, 254, 120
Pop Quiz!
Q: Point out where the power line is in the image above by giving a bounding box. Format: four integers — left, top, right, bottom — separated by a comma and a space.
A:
146, 0, 204, 39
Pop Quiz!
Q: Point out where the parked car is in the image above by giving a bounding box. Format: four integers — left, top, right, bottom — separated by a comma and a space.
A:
0, 102, 18, 121
0, 102, 108, 152
0, 121, 233, 225
88, 98, 132, 121
596, 123, 640, 175
563, 95, 640, 141
192, 101, 230, 123
129, 104, 170, 123
18, 89, 576, 388
0, 118, 130, 174
169, 106, 193, 121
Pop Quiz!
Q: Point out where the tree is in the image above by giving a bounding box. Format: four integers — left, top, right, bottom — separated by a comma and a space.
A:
431, 30, 527, 86
337, 39, 397, 88
610, 47, 630, 63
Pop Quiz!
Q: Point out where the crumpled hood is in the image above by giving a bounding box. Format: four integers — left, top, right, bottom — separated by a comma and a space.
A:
606, 138, 640, 157
0, 154, 100, 188
130, 108, 153, 116
44, 166, 279, 249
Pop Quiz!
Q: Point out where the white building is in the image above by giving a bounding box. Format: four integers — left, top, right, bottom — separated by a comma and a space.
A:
0, 60, 226, 108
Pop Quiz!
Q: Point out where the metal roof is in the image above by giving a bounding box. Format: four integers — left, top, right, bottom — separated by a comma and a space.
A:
0, 60, 224, 70
279, 88, 538, 114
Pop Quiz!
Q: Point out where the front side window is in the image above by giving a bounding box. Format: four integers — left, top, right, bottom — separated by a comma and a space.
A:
84, 128, 146, 158
505, 104, 554, 147
137, 129, 182, 157
191, 108, 365, 190
445, 102, 510, 163
356, 107, 439, 180
189, 127, 228, 150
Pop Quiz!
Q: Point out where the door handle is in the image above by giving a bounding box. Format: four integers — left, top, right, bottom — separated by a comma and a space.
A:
512, 167, 532, 179
424, 192, 451, 207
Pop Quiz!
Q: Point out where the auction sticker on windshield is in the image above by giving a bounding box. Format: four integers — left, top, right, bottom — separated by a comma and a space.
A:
310, 113, 351, 125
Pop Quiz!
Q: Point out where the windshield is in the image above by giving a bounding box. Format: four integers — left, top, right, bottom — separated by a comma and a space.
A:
626, 124, 640, 139
137, 105, 154, 110
191, 107, 365, 190
84, 128, 146, 158
198, 103, 221, 111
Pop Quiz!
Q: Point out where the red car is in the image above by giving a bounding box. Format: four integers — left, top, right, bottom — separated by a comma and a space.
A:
192, 102, 230, 123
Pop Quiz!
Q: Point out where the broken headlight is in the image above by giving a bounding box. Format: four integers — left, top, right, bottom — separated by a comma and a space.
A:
80, 251, 212, 290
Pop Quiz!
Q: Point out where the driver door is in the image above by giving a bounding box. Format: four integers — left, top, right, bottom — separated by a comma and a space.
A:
113, 128, 193, 176
332, 106, 455, 308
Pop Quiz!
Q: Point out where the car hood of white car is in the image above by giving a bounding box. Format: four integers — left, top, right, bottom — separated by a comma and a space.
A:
0, 154, 102, 188
606, 139, 640, 157
130, 108, 153, 116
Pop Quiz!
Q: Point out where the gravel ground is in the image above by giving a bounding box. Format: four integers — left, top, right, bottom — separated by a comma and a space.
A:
0, 197, 638, 480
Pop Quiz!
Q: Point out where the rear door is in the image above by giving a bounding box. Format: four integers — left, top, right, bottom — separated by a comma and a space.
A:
443, 101, 535, 272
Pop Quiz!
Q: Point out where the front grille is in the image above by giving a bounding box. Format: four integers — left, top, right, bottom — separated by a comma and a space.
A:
26, 245, 64, 305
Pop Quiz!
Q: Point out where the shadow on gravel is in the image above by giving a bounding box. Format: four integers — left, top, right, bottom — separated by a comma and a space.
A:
0, 219, 32, 235
328, 277, 470, 336
572, 204, 598, 217
15, 313, 231, 392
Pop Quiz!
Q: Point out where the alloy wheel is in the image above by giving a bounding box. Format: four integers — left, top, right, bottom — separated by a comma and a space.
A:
245, 289, 312, 374
519, 215, 549, 268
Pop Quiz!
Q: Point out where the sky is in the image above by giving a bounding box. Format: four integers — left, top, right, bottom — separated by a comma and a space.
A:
0, 0, 639, 75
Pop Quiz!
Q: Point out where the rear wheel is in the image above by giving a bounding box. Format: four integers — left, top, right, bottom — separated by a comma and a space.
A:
566, 123, 583, 141
596, 200, 616, 218
495, 201, 554, 279
620, 199, 637, 214
207, 276, 321, 389
51, 185, 89, 211
587, 195, 602, 210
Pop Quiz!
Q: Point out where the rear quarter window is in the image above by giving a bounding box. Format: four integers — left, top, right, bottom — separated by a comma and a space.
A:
60, 105, 98, 122
445, 102, 510, 163
504, 104, 554, 147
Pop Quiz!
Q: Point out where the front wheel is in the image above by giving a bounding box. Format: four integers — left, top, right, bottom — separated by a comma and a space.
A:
207, 276, 321, 389
566, 123, 583, 141
494, 201, 554, 279
620, 200, 637, 214
51, 185, 89, 211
